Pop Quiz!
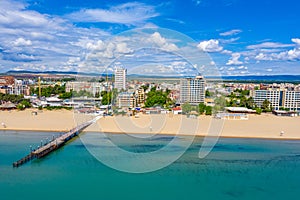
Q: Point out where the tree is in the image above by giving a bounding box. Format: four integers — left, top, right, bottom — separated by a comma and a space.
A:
182, 103, 192, 114
255, 108, 262, 115
205, 106, 212, 115
198, 103, 206, 115
205, 90, 211, 97
17, 100, 31, 110
144, 87, 173, 108
261, 99, 272, 112
214, 96, 227, 112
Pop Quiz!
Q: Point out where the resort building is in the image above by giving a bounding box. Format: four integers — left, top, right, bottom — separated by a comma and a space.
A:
117, 92, 136, 108
0, 77, 30, 96
66, 81, 106, 97
180, 76, 205, 105
114, 67, 127, 91
283, 91, 300, 111
252, 89, 281, 110
252, 89, 300, 111
135, 88, 145, 105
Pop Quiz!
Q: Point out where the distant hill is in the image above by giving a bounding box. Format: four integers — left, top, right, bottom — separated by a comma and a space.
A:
5, 70, 100, 76
4, 70, 300, 82
219, 75, 300, 82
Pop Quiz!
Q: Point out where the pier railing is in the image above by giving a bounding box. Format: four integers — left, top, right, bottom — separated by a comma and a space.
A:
13, 119, 96, 168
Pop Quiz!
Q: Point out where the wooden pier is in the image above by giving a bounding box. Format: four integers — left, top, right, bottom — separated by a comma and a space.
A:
13, 117, 99, 168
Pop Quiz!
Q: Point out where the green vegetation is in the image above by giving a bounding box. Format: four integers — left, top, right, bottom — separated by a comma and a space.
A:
101, 89, 118, 105
31, 84, 66, 97
205, 106, 212, 115
61, 77, 76, 82
59, 91, 73, 99
214, 96, 227, 112
0, 93, 26, 104
72, 90, 94, 98
198, 103, 206, 114
261, 99, 272, 112
227, 89, 256, 109
205, 90, 211, 97
44, 106, 73, 111
16, 100, 31, 110
144, 87, 174, 108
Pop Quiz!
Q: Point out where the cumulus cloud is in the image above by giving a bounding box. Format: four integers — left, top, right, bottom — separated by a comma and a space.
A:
197, 39, 223, 52
13, 38, 32, 46
226, 53, 243, 65
0, 0, 111, 72
66, 2, 158, 26
292, 38, 300, 46
147, 32, 179, 52
220, 29, 242, 36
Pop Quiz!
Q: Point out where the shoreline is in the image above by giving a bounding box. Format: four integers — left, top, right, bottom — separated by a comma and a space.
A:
1, 129, 300, 141
1, 109, 299, 140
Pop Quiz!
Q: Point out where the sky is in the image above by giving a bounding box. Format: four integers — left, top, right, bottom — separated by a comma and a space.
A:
0, 0, 300, 76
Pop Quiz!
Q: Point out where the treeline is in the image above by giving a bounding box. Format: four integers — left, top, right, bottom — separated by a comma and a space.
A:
31, 84, 66, 97
144, 87, 174, 108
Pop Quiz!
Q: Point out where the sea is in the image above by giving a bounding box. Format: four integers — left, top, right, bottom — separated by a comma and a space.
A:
1, 130, 300, 200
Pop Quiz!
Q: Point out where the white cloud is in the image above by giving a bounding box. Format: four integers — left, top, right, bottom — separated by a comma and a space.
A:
220, 37, 240, 44
247, 42, 294, 49
197, 39, 223, 52
220, 29, 242, 36
292, 38, 300, 46
255, 53, 273, 61
116, 43, 133, 54
66, 2, 158, 26
222, 50, 233, 54
226, 53, 243, 65
13, 38, 32, 46
147, 32, 179, 52
254, 48, 300, 61
228, 67, 235, 71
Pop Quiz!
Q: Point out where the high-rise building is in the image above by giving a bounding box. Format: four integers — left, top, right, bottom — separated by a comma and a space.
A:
253, 89, 281, 110
114, 67, 127, 91
283, 91, 300, 111
252, 89, 300, 111
180, 76, 205, 105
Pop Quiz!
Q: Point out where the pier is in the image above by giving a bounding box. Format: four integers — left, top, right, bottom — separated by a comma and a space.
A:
13, 117, 100, 167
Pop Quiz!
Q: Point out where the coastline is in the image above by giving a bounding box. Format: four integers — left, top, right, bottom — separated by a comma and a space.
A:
1, 109, 300, 140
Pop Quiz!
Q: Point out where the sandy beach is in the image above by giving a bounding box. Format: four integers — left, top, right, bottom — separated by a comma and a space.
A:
1, 109, 299, 139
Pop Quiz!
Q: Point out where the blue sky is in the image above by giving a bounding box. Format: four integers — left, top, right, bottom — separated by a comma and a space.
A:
0, 0, 299, 75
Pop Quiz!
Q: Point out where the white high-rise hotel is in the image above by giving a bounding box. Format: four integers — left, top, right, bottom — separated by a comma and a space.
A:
252, 89, 300, 111
114, 67, 127, 91
180, 76, 205, 105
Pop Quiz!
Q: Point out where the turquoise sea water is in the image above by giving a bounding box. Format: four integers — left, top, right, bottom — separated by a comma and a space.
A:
1, 130, 300, 200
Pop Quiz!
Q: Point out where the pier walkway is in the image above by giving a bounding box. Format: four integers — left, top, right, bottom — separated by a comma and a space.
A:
13, 116, 101, 167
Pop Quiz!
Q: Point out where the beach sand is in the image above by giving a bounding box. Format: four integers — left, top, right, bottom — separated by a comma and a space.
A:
1, 109, 299, 139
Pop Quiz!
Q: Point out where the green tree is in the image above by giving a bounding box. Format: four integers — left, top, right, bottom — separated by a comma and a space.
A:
205, 90, 211, 97
144, 87, 172, 108
214, 96, 227, 112
255, 108, 262, 115
198, 103, 206, 115
182, 103, 192, 114
205, 106, 212, 115
261, 99, 272, 112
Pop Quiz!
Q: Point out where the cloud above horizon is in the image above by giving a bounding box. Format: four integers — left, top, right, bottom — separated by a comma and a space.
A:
0, 0, 299, 75
66, 2, 159, 26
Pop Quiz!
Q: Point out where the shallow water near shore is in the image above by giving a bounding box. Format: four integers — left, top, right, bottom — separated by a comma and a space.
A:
1, 130, 300, 200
